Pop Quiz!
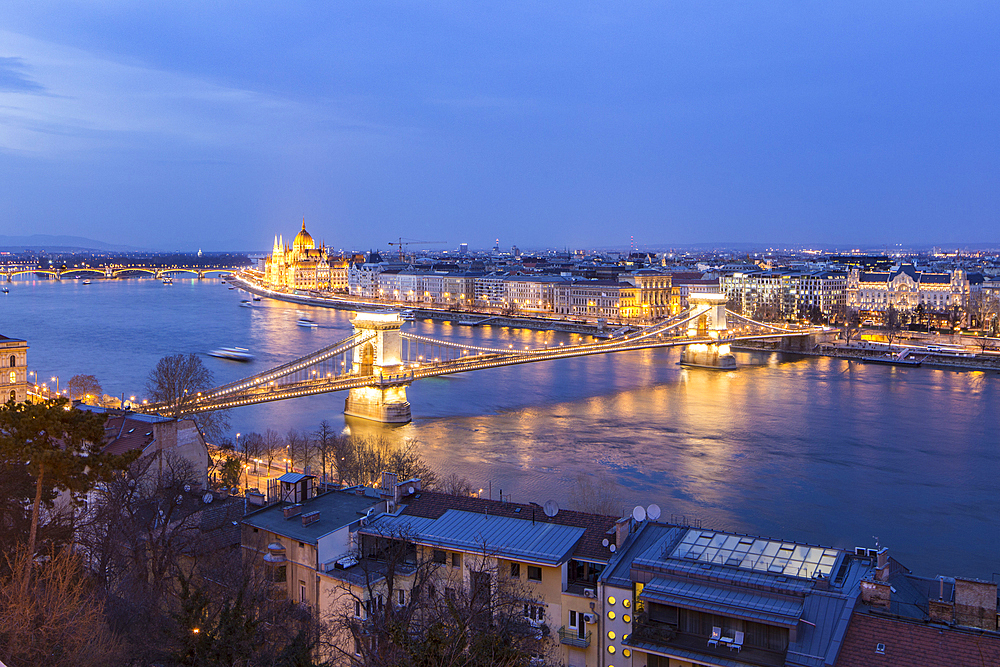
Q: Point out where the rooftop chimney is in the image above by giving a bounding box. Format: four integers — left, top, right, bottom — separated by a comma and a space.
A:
614, 517, 630, 549
954, 578, 998, 631
876, 547, 890, 582
860, 579, 891, 610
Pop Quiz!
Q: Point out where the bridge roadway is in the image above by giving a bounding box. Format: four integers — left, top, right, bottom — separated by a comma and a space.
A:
151, 328, 816, 415
2, 265, 244, 281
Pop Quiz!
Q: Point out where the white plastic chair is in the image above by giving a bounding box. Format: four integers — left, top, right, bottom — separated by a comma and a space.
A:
729, 630, 744, 652
708, 626, 721, 647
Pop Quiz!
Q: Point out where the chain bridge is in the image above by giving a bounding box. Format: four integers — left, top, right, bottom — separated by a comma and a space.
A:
137, 294, 828, 424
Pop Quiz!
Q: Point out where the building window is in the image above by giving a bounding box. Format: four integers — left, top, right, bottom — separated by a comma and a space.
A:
433, 550, 447, 564
510, 562, 521, 578
527, 566, 542, 582
398, 589, 405, 606
355, 600, 362, 617
8, 355, 14, 368
298, 580, 306, 603
452, 552, 462, 568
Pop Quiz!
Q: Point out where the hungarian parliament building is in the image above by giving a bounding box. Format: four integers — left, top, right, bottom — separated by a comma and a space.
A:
262, 221, 348, 292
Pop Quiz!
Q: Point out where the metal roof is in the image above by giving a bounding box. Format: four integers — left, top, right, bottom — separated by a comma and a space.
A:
601, 523, 681, 589
277, 472, 313, 484
640, 577, 804, 627
368, 509, 586, 566
243, 491, 382, 544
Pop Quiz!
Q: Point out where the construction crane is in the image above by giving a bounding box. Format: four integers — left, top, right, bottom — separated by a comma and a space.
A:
387, 237, 447, 261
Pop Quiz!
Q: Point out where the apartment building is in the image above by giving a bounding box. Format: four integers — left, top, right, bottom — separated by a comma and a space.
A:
554, 280, 623, 318
604, 522, 875, 667
505, 275, 569, 313
721, 271, 846, 320
319, 480, 620, 667
241, 475, 387, 613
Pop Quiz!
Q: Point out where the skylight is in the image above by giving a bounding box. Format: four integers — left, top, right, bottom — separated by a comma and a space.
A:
670, 529, 840, 579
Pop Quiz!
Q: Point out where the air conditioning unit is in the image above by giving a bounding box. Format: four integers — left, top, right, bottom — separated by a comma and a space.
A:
583, 589, 597, 599
583, 613, 598, 624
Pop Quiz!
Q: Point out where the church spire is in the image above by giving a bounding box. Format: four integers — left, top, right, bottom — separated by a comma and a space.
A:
302, 217, 306, 232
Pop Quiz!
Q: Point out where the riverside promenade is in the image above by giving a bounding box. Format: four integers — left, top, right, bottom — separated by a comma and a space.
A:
228, 274, 618, 336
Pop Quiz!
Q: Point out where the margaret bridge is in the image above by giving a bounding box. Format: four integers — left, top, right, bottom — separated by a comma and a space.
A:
2, 264, 244, 281
137, 294, 832, 424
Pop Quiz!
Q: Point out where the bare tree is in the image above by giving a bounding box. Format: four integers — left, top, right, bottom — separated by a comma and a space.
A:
286, 427, 309, 472
67, 374, 103, 404
568, 471, 621, 516
261, 428, 284, 476
336, 435, 437, 489
841, 308, 862, 345
883, 305, 902, 349
145, 353, 230, 442
439, 472, 475, 497
313, 419, 341, 484
0, 546, 124, 667
322, 525, 555, 667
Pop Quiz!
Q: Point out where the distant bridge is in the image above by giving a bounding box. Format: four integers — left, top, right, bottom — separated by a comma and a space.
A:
3, 264, 244, 281
137, 295, 826, 424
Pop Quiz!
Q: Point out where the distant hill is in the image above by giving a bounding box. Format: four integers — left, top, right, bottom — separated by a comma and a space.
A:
0, 234, 149, 252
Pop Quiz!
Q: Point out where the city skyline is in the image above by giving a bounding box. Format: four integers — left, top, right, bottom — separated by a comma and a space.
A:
1, 3, 997, 251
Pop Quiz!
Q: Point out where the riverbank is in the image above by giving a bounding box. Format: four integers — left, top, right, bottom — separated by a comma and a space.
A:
733, 340, 1000, 372
229, 274, 617, 336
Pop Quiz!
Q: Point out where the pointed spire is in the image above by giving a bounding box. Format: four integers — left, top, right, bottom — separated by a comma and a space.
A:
302, 217, 306, 232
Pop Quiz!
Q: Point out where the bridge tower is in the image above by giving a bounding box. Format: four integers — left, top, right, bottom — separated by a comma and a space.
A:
344, 312, 412, 424
681, 293, 736, 369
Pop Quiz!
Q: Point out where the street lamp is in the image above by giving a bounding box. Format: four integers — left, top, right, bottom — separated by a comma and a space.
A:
51, 376, 59, 394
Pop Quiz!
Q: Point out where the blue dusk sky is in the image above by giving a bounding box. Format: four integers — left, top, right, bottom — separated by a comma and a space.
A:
0, 2, 997, 251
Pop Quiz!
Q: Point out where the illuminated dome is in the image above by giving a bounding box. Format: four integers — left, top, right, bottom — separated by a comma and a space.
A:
292, 220, 315, 251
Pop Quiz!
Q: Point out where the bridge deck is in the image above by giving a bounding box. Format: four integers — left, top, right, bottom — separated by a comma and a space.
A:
148, 329, 817, 415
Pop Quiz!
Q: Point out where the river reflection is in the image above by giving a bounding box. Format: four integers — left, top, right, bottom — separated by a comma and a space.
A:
4, 278, 999, 577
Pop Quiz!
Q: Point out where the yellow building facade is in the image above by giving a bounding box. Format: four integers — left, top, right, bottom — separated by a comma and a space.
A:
1, 334, 28, 403
263, 220, 332, 291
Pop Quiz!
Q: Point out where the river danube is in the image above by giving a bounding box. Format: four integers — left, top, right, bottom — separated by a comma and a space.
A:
4, 277, 999, 577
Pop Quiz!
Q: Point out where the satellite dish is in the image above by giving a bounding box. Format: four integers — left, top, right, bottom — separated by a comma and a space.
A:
408, 486, 415, 494
647, 504, 661, 521
602, 538, 610, 548
632, 505, 646, 522
202, 492, 214, 504
610, 544, 617, 553
543, 500, 559, 518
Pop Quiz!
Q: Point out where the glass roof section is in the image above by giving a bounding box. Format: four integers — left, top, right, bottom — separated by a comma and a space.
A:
670, 529, 840, 579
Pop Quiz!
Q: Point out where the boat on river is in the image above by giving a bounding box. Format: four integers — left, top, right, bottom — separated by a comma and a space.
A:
82, 279, 91, 285
240, 299, 254, 308
207, 346, 254, 362
297, 318, 318, 328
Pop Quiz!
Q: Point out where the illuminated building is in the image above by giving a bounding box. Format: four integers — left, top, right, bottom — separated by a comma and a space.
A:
263, 220, 332, 291
0, 334, 28, 403
847, 264, 969, 315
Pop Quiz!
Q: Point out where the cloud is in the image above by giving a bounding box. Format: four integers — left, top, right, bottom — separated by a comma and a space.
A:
0, 56, 45, 93
0, 30, 392, 159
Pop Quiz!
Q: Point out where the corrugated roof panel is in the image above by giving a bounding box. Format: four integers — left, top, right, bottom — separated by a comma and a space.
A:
371, 509, 585, 566
640, 577, 804, 627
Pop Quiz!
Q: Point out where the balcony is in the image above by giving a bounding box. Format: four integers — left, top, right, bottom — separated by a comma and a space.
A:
558, 626, 591, 649
629, 624, 784, 667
